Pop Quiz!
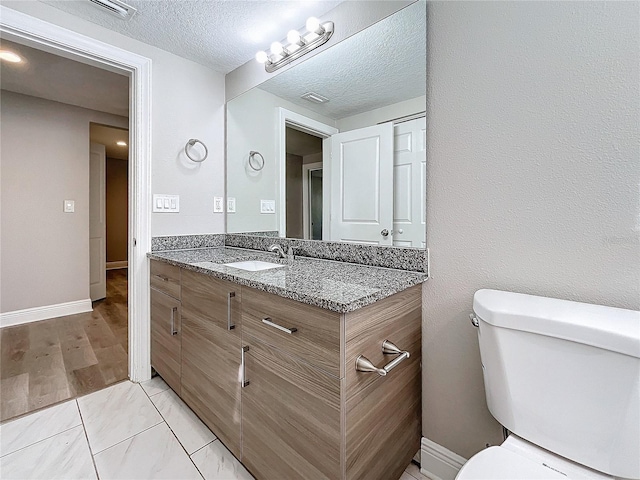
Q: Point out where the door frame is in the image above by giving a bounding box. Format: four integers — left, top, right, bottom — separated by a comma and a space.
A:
276, 108, 338, 237
302, 162, 323, 240
1, 6, 153, 382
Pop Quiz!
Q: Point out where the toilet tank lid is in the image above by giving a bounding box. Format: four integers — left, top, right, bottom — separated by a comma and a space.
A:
473, 289, 640, 358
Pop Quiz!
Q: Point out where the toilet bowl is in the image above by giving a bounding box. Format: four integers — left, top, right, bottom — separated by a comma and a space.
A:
456, 435, 616, 480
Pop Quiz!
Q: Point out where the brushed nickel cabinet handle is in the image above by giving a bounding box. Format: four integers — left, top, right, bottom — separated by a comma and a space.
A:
262, 317, 297, 334
355, 340, 410, 376
170, 307, 178, 335
227, 292, 236, 330
158, 274, 169, 282
241, 346, 250, 387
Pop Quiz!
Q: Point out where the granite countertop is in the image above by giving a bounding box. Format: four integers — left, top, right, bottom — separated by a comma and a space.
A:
147, 247, 427, 313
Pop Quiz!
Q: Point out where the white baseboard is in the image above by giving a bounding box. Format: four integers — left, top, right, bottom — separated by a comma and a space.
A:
0, 299, 93, 328
421, 437, 467, 480
106, 261, 128, 270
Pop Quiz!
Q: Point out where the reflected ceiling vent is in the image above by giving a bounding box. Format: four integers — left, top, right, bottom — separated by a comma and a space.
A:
301, 92, 329, 104
87, 0, 137, 20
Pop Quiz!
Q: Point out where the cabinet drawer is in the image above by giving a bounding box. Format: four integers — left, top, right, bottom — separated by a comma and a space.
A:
242, 288, 342, 377
150, 260, 181, 299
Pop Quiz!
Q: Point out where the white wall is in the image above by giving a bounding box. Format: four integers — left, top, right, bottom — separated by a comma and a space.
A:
226, 87, 335, 233
424, 0, 640, 460
2, 1, 226, 237
336, 95, 426, 131
0, 91, 128, 313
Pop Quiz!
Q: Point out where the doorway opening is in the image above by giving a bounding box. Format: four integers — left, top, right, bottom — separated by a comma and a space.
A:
0, 6, 152, 420
285, 126, 323, 240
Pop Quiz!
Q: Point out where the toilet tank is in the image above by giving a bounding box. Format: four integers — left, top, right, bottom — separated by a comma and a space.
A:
473, 289, 640, 479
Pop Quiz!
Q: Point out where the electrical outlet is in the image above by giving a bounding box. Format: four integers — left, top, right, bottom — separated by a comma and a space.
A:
63, 200, 75, 213
227, 197, 236, 213
214, 196, 224, 213
260, 199, 275, 214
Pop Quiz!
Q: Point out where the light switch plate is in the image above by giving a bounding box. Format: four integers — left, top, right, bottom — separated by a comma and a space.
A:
227, 197, 236, 213
63, 200, 75, 213
153, 194, 179, 212
214, 196, 224, 213
260, 199, 276, 214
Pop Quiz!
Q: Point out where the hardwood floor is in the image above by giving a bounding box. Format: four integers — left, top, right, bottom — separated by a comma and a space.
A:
0, 269, 128, 422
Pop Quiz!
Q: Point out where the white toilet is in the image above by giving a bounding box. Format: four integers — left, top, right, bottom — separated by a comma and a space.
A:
456, 289, 640, 480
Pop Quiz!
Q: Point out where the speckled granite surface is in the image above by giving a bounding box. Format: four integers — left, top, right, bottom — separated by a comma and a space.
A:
151, 234, 225, 251
224, 234, 428, 273
148, 247, 427, 313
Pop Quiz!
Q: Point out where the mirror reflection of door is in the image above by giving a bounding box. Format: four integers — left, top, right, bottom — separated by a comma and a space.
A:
285, 126, 323, 239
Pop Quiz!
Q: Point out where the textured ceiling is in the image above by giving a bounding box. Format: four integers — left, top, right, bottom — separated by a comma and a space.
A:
41, 0, 343, 74
90, 124, 129, 160
257, 1, 426, 120
0, 38, 129, 117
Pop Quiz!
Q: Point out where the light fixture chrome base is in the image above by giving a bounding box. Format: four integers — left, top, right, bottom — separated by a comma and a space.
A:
265, 21, 334, 73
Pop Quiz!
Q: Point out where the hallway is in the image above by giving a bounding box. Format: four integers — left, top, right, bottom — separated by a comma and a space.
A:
0, 269, 128, 422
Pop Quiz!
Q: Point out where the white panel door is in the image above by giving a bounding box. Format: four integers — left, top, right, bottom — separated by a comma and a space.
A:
393, 118, 426, 247
329, 123, 394, 245
90, 142, 106, 301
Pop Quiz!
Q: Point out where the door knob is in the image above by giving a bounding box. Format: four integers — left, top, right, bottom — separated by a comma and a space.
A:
381, 229, 389, 237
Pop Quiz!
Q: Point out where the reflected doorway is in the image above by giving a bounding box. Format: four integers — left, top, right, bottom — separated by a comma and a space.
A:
285, 126, 323, 239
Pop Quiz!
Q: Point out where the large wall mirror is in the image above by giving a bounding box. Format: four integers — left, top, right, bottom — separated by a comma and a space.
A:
227, 1, 426, 248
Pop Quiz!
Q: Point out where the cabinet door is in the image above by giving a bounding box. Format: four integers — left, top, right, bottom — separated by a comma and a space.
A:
180, 270, 242, 458
150, 287, 181, 395
242, 339, 342, 480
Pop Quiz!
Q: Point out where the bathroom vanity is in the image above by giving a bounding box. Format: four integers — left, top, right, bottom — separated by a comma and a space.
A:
148, 246, 425, 480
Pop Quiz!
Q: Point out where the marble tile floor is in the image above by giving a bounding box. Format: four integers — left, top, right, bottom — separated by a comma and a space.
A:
0, 377, 431, 480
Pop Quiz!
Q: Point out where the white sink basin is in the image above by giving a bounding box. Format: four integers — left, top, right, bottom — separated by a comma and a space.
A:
223, 260, 285, 272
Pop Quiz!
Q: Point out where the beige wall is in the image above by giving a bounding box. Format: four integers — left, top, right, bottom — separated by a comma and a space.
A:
285, 153, 304, 239
423, 1, 640, 459
106, 157, 128, 263
0, 91, 128, 313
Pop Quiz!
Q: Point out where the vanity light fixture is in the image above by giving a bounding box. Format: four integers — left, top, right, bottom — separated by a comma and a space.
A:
255, 16, 334, 73
116, 141, 127, 146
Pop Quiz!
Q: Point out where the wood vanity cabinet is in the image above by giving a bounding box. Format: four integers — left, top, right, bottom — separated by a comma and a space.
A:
150, 261, 182, 395
149, 260, 422, 480
179, 270, 243, 458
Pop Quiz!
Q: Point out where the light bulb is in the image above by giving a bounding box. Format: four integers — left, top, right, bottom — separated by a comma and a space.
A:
255, 51, 269, 64
305, 16, 324, 34
116, 141, 127, 147
270, 42, 284, 55
0, 51, 22, 63
287, 30, 302, 44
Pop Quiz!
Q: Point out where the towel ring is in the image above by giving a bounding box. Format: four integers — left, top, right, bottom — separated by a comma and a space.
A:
249, 151, 265, 171
185, 139, 208, 163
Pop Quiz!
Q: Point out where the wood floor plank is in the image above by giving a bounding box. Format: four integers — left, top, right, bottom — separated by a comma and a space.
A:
0, 270, 128, 422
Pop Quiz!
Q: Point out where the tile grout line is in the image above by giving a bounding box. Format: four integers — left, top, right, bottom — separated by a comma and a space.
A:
0, 422, 82, 459
143, 384, 212, 478
76, 399, 101, 480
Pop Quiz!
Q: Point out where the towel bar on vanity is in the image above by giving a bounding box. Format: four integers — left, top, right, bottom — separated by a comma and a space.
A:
355, 340, 410, 376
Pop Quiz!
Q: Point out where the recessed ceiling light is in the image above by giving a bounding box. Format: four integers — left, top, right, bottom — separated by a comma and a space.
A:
116, 141, 127, 146
0, 51, 23, 63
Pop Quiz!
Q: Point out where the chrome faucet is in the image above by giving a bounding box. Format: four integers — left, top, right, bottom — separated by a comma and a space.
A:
268, 244, 286, 259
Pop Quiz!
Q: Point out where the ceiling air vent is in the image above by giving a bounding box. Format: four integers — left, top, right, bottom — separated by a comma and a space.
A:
301, 92, 329, 104
87, 0, 137, 20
